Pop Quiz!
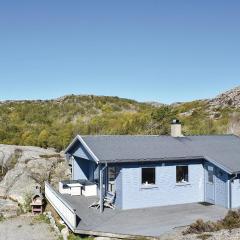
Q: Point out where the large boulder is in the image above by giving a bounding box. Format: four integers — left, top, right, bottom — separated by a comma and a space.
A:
7, 171, 38, 205
209, 86, 240, 109
0, 198, 19, 218
0, 144, 70, 212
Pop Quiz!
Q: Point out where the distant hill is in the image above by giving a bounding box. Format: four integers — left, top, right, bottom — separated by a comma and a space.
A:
208, 86, 240, 108
0, 87, 240, 150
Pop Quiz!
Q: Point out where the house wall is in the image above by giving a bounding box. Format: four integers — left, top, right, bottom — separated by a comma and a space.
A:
114, 166, 123, 209
67, 139, 232, 209
72, 156, 97, 181
231, 176, 240, 208
203, 162, 229, 208
214, 167, 229, 208
70, 140, 97, 181
69, 140, 93, 160
119, 161, 204, 210
72, 157, 88, 180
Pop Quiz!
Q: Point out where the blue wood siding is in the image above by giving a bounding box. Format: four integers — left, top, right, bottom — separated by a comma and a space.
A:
204, 162, 229, 208
72, 157, 88, 180
72, 157, 96, 181
214, 167, 228, 208
68, 139, 232, 209
115, 166, 123, 209
94, 165, 100, 182
120, 161, 204, 210
70, 140, 98, 181
231, 176, 240, 208
204, 162, 215, 204
69, 140, 94, 161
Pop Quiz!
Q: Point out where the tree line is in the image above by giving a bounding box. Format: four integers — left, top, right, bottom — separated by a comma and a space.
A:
0, 95, 235, 151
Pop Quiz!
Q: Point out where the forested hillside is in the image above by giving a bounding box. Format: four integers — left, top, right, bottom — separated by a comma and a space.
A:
0, 87, 240, 151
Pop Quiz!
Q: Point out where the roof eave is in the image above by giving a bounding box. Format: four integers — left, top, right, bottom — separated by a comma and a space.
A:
204, 156, 233, 174
99, 156, 204, 164
99, 155, 235, 174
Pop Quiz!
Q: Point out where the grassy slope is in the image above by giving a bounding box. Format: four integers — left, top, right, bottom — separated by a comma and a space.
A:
0, 95, 239, 150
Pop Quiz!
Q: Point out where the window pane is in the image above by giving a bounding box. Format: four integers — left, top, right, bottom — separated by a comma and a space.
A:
142, 168, 155, 185
176, 166, 188, 183
108, 166, 116, 192
108, 166, 116, 181
208, 167, 214, 183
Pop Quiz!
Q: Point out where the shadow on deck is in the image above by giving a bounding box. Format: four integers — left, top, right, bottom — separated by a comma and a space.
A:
61, 194, 120, 231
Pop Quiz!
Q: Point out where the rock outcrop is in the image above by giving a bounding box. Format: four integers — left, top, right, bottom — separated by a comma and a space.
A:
0, 198, 19, 218
209, 86, 240, 108
0, 144, 70, 215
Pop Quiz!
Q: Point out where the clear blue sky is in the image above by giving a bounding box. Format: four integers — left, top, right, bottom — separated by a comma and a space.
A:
0, 1, 240, 103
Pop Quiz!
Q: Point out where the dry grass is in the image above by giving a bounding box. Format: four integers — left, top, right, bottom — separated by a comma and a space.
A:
196, 234, 212, 240
39, 154, 62, 159
183, 210, 240, 235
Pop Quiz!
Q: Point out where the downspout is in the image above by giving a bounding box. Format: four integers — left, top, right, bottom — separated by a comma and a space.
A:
100, 163, 107, 213
229, 173, 238, 209
71, 156, 75, 180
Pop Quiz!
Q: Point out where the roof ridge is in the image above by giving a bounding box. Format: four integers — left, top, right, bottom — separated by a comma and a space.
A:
81, 134, 236, 137
188, 134, 236, 137
82, 135, 164, 137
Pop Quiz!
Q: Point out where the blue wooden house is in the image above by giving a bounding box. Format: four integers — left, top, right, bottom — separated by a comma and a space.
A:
62, 120, 240, 212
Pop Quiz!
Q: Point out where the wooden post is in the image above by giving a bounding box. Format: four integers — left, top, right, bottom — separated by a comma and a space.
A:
71, 156, 75, 180
100, 163, 107, 213
100, 167, 103, 213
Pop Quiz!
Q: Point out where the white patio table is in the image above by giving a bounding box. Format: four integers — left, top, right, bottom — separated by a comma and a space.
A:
67, 183, 83, 196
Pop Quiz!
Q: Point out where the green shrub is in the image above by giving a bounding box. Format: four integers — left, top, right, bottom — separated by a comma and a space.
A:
33, 214, 50, 224
56, 222, 66, 232
0, 214, 5, 222
67, 233, 93, 240
22, 192, 33, 212
0, 95, 238, 150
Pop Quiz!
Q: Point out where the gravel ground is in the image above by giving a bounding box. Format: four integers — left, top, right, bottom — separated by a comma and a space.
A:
160, 226, 240, 240
0, 214, 59, 240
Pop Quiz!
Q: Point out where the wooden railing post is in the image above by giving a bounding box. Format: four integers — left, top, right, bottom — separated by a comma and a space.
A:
99, 164, 107, 213
100, 169, 103, 213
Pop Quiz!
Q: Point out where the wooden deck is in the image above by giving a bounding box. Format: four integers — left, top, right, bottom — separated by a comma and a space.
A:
60, 194, 228, 238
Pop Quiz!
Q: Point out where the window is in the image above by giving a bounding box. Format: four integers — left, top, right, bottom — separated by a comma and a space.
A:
216, 169, 223, 178
108, 166, 116, 192
176, 166, 188, 183
142, 168, 155, 185
208, 166, 214, 183
108, 166, 116, 181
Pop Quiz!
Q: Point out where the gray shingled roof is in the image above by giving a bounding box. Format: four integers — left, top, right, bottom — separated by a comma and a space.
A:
80, 135, 240, 173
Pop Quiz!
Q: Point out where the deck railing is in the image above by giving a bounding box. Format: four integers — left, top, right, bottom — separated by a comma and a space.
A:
45, 182, 77, 231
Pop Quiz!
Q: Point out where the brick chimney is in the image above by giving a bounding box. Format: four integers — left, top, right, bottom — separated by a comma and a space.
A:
171, 119, 183, 137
